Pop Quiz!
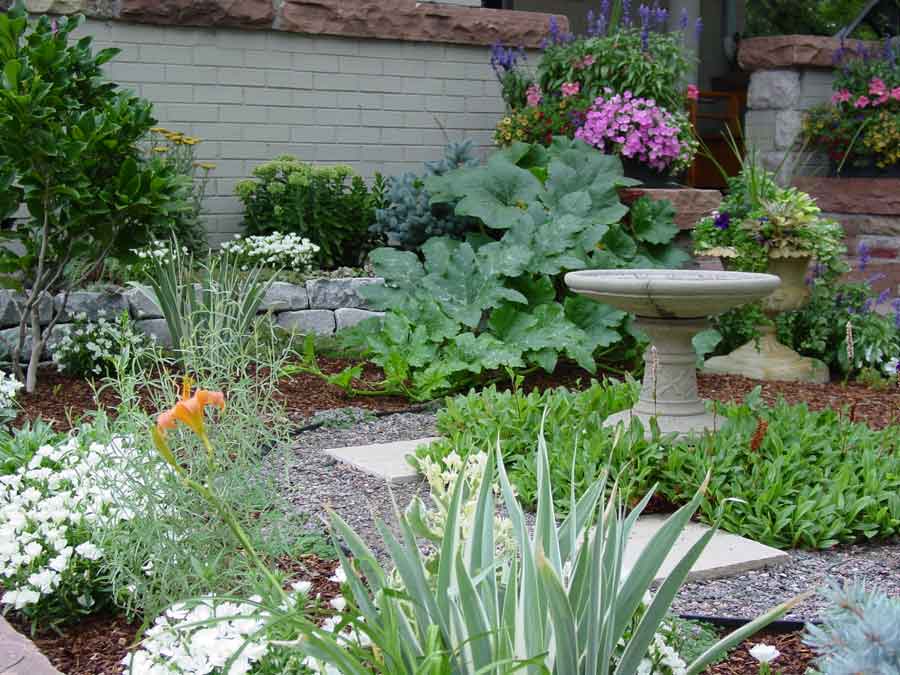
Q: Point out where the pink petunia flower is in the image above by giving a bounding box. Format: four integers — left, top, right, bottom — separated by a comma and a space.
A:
869, 77, 887, 97
832, 89, 852, 104
686, 84, 699, 101
854, 95, 871, 109
526, 84, 543, 107
891, 87, 900, 102
561, 82, 581, 97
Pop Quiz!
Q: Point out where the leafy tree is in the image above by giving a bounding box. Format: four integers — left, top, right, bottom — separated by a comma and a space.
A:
745, 0, 899, 38
0, 5, 189, 392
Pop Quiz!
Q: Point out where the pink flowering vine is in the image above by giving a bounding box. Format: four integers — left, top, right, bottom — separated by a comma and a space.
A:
561, 82, 581, 98
575, 90, 688, 172
526, 84, 543, 107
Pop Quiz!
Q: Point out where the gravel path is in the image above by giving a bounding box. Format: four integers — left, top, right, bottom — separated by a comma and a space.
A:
671, 539, 900, 621
269, 408, 900, 621
266, 409, 438, 561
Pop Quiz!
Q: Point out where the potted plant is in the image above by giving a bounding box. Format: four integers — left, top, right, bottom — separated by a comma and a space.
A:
693, 158, 844, 383
490, 2, 700, 184
802, 38, 900, 177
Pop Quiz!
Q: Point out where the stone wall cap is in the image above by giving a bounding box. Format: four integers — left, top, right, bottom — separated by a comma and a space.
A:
738, 34, 882, 71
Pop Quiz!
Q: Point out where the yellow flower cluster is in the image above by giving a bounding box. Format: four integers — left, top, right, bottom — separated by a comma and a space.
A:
150, 127, 201, 147
494, 109, 539, 146
863, 111, 900, 168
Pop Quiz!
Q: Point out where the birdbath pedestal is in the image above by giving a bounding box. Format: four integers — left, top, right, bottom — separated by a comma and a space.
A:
565, 270, 781, 438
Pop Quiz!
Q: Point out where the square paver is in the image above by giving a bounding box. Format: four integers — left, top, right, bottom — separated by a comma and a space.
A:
324, 437, 438, 484
625, 515, 790, 584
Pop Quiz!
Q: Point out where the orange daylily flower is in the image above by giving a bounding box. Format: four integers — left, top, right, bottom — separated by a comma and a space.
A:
156, 378, 225, 439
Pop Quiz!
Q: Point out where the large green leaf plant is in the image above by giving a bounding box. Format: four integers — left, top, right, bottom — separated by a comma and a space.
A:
295, 138, 690, 401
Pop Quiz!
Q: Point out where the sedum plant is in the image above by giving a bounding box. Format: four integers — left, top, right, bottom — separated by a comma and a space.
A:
804, 583, 900, 674
235, 156, 381, 268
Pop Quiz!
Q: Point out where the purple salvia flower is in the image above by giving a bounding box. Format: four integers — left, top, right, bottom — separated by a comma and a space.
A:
863, 299, 874, 314
622, 0, 632, 27
875, 288, 891, 306
858, 242, 871, 271
655, 7, 668, 30
642, 25, 650, 51
639, 3, 651, 27
883, 37, 896, 65
548, 15, 561, 45
679, 7, 689, 30
695, 17, 703, 43
587, 9, 597, 37
892, 299, 900, 328
601, 0, 611, 25
868, 272, 887, 284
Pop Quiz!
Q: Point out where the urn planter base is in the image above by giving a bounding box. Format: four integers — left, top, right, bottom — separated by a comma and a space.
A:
703, 326, 829, 384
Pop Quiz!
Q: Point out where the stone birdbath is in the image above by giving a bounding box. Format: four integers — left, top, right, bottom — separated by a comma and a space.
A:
565, 269, 781, 438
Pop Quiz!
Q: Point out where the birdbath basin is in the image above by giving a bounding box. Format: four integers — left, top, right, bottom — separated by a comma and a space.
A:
565, 270, 781, 438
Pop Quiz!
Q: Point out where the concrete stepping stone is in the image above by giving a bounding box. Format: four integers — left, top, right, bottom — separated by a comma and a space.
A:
625, 515, 790, 583
324, 437, 437, 484
0, 616, 61, 675
323, 438, 790, 581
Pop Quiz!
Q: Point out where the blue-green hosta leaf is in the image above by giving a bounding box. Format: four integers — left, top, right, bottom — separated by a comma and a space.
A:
421, 239, 526, 328
445, 332, 525, 373
629, 196, 679, 245
508, 275, 556, 307
488, 302, 596, 372
633, 242, 692, 269
361, 247, 425, 310
602, 227, 638, 260
425, 153, 542, 230
564, 294, 628, 351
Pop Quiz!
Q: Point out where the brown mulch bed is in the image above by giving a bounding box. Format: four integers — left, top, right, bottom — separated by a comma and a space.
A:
13, 369, 121, 432
706, 630, 817, 675
15, 361, 900, 433
8, 611, 141, 675
697, 372, 900, 430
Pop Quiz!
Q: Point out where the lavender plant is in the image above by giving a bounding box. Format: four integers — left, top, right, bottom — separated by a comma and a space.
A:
804, 583, 900, 674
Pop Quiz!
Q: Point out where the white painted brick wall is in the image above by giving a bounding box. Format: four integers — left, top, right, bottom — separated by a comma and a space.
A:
76, 19, 505, 246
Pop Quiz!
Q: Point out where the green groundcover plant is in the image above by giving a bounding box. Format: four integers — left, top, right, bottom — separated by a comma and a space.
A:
418, 382, 900, 550
291, 138, 689, 402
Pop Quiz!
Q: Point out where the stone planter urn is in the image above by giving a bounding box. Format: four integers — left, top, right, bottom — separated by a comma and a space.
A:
703, 255, 829, 384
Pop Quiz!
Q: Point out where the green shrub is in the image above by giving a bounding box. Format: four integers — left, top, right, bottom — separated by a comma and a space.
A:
422, 383, 900, 549
0, 5, 191, 393
236, 156, 381, 268
295, 138, 688, 402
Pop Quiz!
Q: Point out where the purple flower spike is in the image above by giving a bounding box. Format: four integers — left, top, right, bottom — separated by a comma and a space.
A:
655, 7, 668, 30
695, 17, 703, 43
679, 7, 689, 30
587, 9, 597, 36
858, 242, 871, 272
875, 288, 891, 306
639, 3, 651, 27
622, 0, 632, 27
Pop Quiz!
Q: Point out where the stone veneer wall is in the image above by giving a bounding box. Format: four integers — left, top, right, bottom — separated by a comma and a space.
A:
0, 278, 386, 361
739, 36, 900, 297
10, 0, 564, 247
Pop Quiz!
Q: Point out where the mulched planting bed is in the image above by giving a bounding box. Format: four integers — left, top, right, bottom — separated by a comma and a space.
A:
706, 630, 816, 675
13, 368, 122, 432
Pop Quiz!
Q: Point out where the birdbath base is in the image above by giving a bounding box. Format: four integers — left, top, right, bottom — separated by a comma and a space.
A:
606, 317, 719, 439
703, 326, 829, 384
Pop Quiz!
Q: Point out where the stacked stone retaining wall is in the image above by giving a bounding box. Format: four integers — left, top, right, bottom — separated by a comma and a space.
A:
0, 277, 385, 361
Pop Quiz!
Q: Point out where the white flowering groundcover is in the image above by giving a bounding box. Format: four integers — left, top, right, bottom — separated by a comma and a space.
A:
0, 434, 140, 623
220, 233, 320, 272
